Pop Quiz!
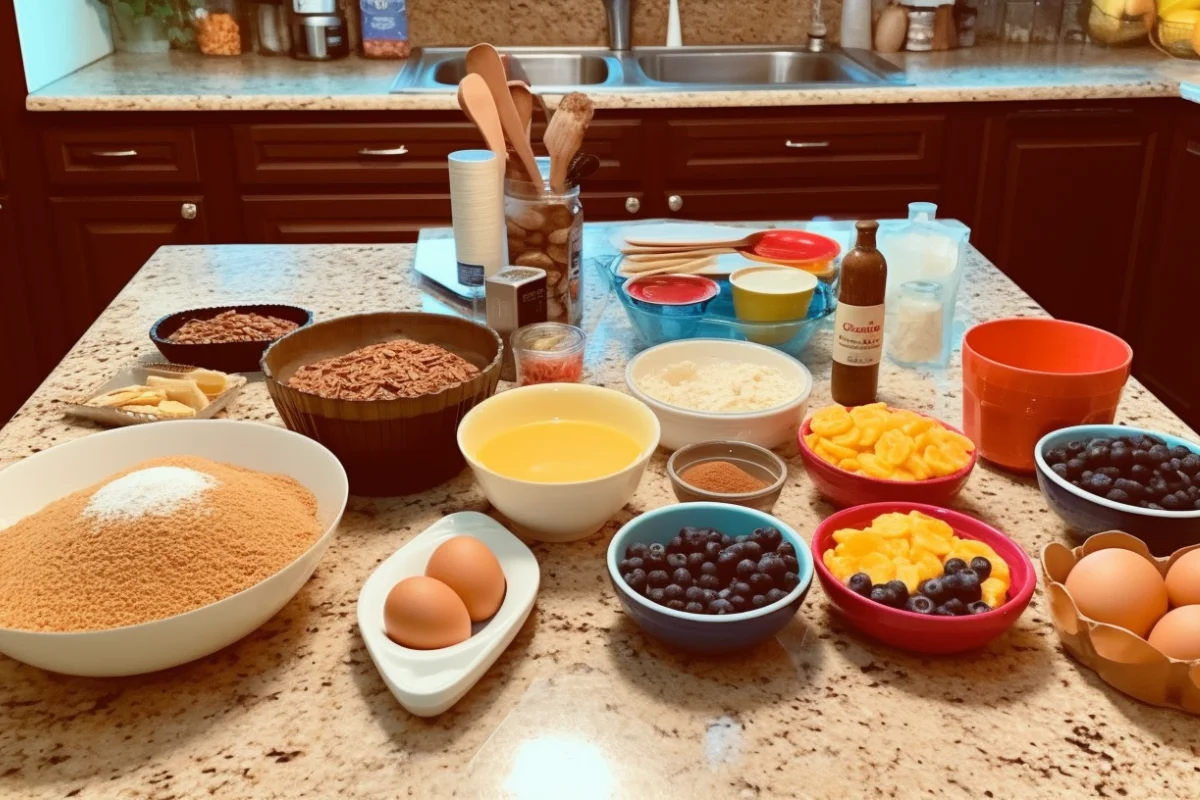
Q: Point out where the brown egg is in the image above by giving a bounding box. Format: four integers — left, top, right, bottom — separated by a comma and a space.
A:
383, 576, 471, 650
1065, 549, 1167, 638
425, 536, 507, 622
1165, 550, 1200, 608
1148, 606, 1200, 661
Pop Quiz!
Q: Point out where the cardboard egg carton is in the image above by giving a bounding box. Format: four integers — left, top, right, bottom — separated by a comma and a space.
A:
1041, 531, 1200, 715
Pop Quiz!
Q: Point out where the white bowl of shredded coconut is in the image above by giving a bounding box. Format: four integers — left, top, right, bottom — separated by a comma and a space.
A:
626, 339, 812, 452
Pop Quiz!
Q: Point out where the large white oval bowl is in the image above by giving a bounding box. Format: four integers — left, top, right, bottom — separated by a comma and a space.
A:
0, 420, 348, 677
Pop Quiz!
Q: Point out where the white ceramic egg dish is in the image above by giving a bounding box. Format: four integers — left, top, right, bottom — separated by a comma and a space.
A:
357, 511, 539, 717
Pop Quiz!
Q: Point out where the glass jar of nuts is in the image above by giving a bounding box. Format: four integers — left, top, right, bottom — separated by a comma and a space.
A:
505, 157, 583, 326
189, 0, 252, 56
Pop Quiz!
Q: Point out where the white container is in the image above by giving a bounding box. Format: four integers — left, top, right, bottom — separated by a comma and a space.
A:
357, 512, 539, 717
457, 384, 661, 542
449, 149, 506, 287
0, 420, 348, 677
625, 339, 813, 452
840, 0, 874, 49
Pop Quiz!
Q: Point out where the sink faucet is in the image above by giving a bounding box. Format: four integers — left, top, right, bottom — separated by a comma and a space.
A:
806, 0, 828, 52
601, 0, 631, 50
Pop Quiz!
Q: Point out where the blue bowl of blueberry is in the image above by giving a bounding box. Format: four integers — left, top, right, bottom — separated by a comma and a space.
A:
607, 502, 813, 654
1035, 424, 1200, 557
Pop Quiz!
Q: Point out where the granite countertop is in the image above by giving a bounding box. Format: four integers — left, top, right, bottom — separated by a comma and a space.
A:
1, 223, 1198, 799
26, 43, 1200, 112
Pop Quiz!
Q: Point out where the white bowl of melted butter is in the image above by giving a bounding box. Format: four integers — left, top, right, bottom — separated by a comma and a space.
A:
457, 384, 661, 542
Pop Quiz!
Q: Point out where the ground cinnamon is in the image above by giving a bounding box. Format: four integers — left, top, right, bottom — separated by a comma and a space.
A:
0, 456, 321, 632
680, 460, 768, 494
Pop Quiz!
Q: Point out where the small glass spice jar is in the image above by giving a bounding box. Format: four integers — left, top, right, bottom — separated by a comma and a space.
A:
250, 0, 291, 55
886, 280, 951, 369
189, 0, 252, 56
505, 157, 584, 327
511, 323, 585, 386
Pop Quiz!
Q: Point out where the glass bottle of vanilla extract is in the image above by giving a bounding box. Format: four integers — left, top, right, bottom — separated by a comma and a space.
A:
831, 220, 887, 406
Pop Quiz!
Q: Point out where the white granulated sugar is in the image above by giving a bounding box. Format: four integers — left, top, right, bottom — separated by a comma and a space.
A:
84, 466, 217, 522
637, 360, 801, 413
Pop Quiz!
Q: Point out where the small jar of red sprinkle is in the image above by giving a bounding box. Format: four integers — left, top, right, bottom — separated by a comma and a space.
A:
511, 322, 585, 386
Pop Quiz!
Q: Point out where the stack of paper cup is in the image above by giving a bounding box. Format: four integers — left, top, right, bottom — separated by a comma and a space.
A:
449, 149, 507, 288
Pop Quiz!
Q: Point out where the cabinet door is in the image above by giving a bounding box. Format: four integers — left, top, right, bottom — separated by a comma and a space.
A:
242, 195, 448, 243
974, 106, 1166, 334
657, 185, 938, 222
0, 197, 41, 422
50, 197, 208, 340
1132, 114, 1200, 428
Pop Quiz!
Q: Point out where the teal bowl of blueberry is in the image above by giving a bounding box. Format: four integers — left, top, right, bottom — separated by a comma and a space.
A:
606, 502, 813, 654
1036, 424, 1200, 557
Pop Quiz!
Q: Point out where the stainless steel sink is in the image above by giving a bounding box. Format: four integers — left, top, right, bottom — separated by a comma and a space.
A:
389, 45, 906, 93
633, 47, 901, 87
391, 47, 626, 92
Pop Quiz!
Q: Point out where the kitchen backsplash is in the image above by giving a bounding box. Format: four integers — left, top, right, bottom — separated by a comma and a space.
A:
340, 0, 844, 47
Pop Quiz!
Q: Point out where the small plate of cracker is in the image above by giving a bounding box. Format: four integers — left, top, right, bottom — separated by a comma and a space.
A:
62, 364, 247, 427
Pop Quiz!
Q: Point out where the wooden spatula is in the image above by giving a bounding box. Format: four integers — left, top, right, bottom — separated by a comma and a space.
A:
457, 74, 506, 162
466, 43, 543, 187
508, 80, 534, 141
543, 92, 594, 194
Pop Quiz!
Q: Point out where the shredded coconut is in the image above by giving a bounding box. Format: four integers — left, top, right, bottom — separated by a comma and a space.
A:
84, 466, 216, 522
636, 360, 801, 413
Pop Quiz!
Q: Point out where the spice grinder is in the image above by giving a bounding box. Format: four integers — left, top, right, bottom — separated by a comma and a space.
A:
291, 0, 349, 60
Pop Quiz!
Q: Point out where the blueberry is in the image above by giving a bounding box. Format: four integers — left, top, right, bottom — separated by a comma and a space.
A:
736, 559, 758, 579
1087, 472, 1114, 493
751, 594, 768, 609
700, 561, 719, 577
706, 529, 724, 544
933, 606, 957, 617
759, 555, 787, 581
1046, 447, 1069, 465
955, 570, 982, 603
708, 599, 735, 615
667, 535, 685, 555
906, 595, 935, 614
1148, 444, 1170, 463
647, 587, 666, 604
625, 542, 648, 560
685, 585, 705, 603
1171, 445, 1191, 460
671, 568, 693, 587
1081, 470, 1094, 481
1065, 458, 1087, 479
664, 584, 685, 601
1161, 493, 1182, 510
716, 550, 741, 580
869, 586, 895, 607
750, 528, 769, 547
717, 588, 733, 601
1106, 488, 1132, 504
697, 574, 722, 590
742, 541, 764, 561
1181, 454, 1200, 475
943, 558, 969, 576
666, 599, 686, 611
1097, 466, 1122, 480
940, 572, 963, 599
720, 534, 734, 548
1131, 463, 1152, 481
1051, 463, 1069, 479
967, 601, 992, 615
847, 573, 873, 597
734, 535, 750, 545
626, 556, 644, 572
940, 598, 967, 616
1133, 448, 1157, 466
731, 580, 752, 596
969, 557, 992, 581
748, 572, 774, 593
687, 552, 707, 574
729, 595, 748, 612
885, 580, 910, 604
625, 569, 648, 593
920, 577, 947, 604
1114, 478, 1142, 497
684, 602, 705, 614
1109, 447, 1133, 469
646, 544, 666, 569
700, 588, 718, 605
781, 555, 799, 573
761, 527, 784, 550
683, 527, 709, 553
647, 569, 670, 588
704, 541, 723, 560
1065, 440, 1086, 455
782, 571, 800, 590
765, 588, 787, 603
1086, 445, 1110, 464
776, 542, 796, 558
667, 553, 688, 571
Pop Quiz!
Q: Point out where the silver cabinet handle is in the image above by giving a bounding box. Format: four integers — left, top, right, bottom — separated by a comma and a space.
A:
181, 203, 197, 220
785, 140, 830, 149
625, 196, 640, 214
668, 195, 683, 212
92, 149, 138, 157
358, 146, 409, 157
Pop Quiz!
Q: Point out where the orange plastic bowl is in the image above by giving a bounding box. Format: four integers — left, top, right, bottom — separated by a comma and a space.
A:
961, 318, 1132, 473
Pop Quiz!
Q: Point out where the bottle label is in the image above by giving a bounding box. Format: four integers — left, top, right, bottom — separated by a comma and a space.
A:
833, 302, 884, 367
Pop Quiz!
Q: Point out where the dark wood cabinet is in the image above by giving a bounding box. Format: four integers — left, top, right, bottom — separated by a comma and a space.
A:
1131, 108, 1200, 427
242, 194, 448, 243
973, 105, 1168, 336
0, 196, 41, 421
49, 196, 208, 341
43, 126, 200, 187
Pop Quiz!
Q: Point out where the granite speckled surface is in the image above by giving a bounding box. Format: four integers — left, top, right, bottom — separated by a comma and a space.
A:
1, 222, 1198, 799
27, 44, 1200, 112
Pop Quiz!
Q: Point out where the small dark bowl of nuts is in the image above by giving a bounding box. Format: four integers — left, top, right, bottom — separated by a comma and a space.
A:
606, 502, 813, 654
1036, 424, 1200, 556
150, 304, 313, 373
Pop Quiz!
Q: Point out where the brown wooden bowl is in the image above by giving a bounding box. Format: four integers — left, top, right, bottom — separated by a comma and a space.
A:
150, 304, 314, 373
261, 312, 503, 497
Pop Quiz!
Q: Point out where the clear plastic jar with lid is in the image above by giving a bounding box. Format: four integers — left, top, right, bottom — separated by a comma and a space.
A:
504, 157, 584, 326
250, 0, 291, 55
886, 280, 950, 368
189, 0, 251, 55
512, 323, 586, 386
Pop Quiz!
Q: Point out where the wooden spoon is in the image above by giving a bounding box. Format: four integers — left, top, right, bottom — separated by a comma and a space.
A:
543, 92, 594, 194
466, 43, 543, 187
508, 80, 533, 141
457, 74, 506, 163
